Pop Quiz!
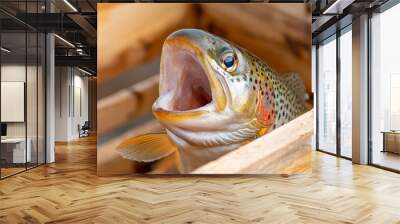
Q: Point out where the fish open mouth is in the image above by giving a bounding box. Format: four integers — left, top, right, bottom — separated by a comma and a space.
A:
160, 44, 213, 112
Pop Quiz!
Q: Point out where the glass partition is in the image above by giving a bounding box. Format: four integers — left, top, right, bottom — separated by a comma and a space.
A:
316, 25, 353, 159
0, 2, 46, 179
339, 27, 352, 158
1, 30, 28, 177
317, 35, 337, 154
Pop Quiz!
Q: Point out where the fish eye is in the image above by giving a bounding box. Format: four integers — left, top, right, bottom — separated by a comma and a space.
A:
220, 51, 237, 73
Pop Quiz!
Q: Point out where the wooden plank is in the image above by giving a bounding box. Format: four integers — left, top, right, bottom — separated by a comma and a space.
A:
98, 4, 196, 83
192, 110, 313, 174
97, 75, 159, 136
98, 3, 311, 93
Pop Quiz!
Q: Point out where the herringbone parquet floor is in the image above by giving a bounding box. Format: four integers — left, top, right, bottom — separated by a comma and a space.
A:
1, 135, 400, 224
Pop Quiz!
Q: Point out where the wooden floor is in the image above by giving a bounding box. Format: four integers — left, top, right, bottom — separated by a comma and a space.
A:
1, 163, 46, 178
0, 136, 400, 223
373, 150, 400, 171
1, 167, 26, 178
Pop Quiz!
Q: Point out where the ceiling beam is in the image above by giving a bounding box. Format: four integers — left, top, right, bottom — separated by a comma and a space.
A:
55, 55, 96, 72
13, 13, 82, 32
67, 13, 97, 39
323, 0, 356, 15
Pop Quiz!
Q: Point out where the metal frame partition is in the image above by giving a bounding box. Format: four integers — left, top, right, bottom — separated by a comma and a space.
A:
0, 0, 47, 180
315, 33, 338, 157
314, 17, 353, 160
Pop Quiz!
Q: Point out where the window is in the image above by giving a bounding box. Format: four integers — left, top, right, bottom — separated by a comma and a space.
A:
316, 25, 353, 159
317, 36, 337, 154
339, 27, 352, 158
370, 2, 400, 171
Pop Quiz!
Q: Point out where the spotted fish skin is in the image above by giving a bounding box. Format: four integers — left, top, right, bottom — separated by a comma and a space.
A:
250, 52, 307, 130
224, 49, 308, 136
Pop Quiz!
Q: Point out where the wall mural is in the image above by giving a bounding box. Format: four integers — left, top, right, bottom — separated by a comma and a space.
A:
97, 3, 313, 175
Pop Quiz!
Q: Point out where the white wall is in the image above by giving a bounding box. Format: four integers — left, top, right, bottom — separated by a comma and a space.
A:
1, 63, 46, 164
1, 65, 26, 135
1, 65, 36, 138
54, 67, 89, 141
71, 74, 89, 138
55, 67, 70, 141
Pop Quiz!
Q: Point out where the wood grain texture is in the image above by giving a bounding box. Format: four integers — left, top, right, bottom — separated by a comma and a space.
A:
97, 75, 159, 136
98, 3, 311, 92
193, 110, 313, 174
1, 135, 400, 223
98, 3, 196, 82
0, 167, 25, 178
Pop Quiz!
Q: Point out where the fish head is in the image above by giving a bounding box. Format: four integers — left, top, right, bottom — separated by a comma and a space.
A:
153, 29, 263, 147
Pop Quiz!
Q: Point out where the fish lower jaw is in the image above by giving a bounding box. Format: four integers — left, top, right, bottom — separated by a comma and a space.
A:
178, 143, 245, 173
165, 125, 258, 148
165, 129, 247, 172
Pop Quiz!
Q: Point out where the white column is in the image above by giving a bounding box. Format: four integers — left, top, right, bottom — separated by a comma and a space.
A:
46, 32, 55, 163
352, 14, 369, 164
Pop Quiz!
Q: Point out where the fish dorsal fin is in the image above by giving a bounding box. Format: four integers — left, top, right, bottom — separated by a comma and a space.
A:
116, 133, 176, 162
282, 72, 308, 102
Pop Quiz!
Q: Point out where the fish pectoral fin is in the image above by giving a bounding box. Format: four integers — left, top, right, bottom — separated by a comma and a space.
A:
116, 133, 176, 162
282, 72, 309, 102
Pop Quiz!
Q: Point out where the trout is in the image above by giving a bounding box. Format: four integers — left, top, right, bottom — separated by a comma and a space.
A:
117, 29, 308, 172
